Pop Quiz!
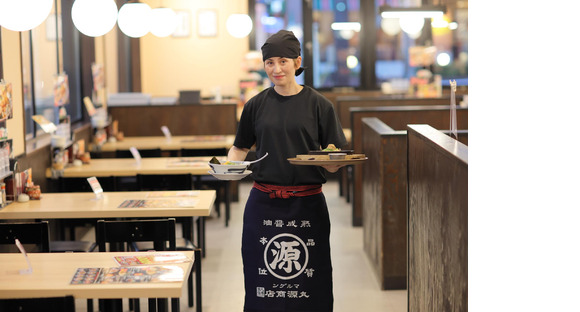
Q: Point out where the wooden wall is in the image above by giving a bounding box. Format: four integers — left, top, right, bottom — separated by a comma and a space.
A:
407, 124, 468, 311
108, 104, 238, 137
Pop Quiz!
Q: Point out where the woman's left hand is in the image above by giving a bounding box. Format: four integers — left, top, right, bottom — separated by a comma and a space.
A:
322, 164, 345, 173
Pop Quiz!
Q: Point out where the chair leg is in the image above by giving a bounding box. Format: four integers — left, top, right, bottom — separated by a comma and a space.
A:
188, 266, 194, 307
148, 298, 156, 312
195, 249, 202, 312
171, 298, 180, 312
87, 299, 93, 312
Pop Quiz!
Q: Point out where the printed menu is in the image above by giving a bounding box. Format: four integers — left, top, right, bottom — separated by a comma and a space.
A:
113, 253, 192, 266
118, 198, 198, 208
70, 265, 184, 285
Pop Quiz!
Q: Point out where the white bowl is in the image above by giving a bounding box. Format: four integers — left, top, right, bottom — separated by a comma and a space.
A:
208, 161, 248, 174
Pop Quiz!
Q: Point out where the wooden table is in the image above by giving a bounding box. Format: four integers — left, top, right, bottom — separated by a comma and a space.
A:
92, 135, 235, 153
45, 157, 232, 227
0, 190, 214, 220
46, 157, 218, 178
0, 190, 214, 260
0, 251, 193, 311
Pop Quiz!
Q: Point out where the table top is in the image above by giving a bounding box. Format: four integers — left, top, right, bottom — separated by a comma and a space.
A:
0, 190, 215, 219
0, 251, 194, 299
93, 135, 235, 152
46, 156, 224, 178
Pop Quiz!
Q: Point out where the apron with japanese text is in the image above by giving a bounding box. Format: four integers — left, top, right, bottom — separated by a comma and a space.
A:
242, 184, 333, 312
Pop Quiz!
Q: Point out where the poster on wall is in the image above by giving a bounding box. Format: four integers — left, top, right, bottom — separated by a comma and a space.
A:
54, 73, 70, 107
0, 80, 13, 120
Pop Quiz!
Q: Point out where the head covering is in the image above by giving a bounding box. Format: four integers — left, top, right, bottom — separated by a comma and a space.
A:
261, 30, 305, 76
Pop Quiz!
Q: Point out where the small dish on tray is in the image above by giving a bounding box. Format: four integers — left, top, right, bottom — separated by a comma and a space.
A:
288, 154, 367, 166
308, 149, 353, 155
208, 170, 252, 181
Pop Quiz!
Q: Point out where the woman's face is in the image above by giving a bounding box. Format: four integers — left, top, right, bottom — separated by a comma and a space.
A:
264, 56, 301, 87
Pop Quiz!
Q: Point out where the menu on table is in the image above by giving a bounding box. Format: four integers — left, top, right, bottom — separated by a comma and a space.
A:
70, 266, 184, 284
118, 198, 198, 208
113, 253, 192, 266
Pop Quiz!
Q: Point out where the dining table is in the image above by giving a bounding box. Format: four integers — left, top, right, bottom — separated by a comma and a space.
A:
0, 190, 215, 259
45, 156, 233, 227
0, 251, 194, 312
91, 135, 235, 155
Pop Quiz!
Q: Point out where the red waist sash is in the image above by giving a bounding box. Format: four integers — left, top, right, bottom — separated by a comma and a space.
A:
253, 182, 322, 199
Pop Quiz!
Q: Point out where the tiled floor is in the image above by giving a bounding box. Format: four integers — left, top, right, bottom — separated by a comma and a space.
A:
76, 180, 406, 311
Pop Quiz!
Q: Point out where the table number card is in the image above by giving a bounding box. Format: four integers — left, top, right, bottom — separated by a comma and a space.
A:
161, 126, 172, 141
87, 176, 103, 199
15, 238, 33, 274
129, 146, 142, 165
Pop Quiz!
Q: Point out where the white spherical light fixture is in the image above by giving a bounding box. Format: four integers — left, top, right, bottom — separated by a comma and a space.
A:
381, 18, 401, 36
72, 0, 118, 37
150, 7, 178, 37
117, 1, 152, 38
226, 14, 253, 38
399, 16, 424, 39
0, 0, 53, 31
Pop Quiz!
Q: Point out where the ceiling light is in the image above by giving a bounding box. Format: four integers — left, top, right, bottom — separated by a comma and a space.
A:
330, 22, 361, 32
117, 1, 152, 38
150, 7, 178, 37
379, 5, 446, 19
226, 14, 253, 38
0, 0, 53, 31
72, 0, 118, 37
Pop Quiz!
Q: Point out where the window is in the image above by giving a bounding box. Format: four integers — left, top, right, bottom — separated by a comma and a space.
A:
251, 0, 468, 90
312, 0, 361, 88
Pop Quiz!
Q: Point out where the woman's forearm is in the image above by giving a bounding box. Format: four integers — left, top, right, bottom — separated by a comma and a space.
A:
228, 146, 250, 161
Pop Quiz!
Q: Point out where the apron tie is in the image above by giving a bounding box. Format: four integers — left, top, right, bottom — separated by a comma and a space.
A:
253, 182, 322, 199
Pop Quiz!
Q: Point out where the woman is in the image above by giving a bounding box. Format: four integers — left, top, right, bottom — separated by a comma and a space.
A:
228, 30, 347, 312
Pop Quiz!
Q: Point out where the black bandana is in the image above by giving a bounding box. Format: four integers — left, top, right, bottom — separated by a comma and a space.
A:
261, 30, 305, 76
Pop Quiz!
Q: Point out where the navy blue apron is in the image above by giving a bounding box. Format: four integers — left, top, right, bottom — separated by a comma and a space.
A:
242, 187, 334, 312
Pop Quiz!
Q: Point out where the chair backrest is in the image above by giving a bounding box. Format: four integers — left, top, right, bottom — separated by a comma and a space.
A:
0, 221, 50, 253
180, 147, 227, 157
0, 296, 75, 312
115, 148, 162, 158
96, 218, 176, 252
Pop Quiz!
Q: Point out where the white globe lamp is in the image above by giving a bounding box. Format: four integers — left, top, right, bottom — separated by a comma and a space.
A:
0, 0, 53, 31
226, 14, 253, 38
117, 1, 152, 38
399, 16, 424, 39
150, 7, 178, 37
72, 0, 118, 37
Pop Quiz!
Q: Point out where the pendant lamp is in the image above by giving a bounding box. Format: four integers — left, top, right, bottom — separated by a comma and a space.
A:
226, 14, 253, 38
150, 7, 178, 37
117, 1, 152, 38
72, 0, 118, 37
0, 0, 53, 31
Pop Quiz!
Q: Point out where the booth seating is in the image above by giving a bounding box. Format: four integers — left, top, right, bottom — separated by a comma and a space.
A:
406, 124, 467, 311
349, 105, 468, 226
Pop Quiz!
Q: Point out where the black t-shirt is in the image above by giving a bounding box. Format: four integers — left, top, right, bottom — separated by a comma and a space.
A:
234, 86, 347, 186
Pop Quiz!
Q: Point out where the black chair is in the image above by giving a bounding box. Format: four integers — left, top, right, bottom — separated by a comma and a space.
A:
0, 221, 50, 253
96, 218, 179, 312
115, 148, 162, 158
115, 148, 162, 192
0, 296, 75, 312
136, 173, 193, 191
134, 218, 203, 311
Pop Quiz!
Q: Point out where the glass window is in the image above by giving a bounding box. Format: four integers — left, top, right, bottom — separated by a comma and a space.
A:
312, 0, 361, 89
22, 3, 64, 140
375, 0, 468, 88
253, 0, 304, 85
